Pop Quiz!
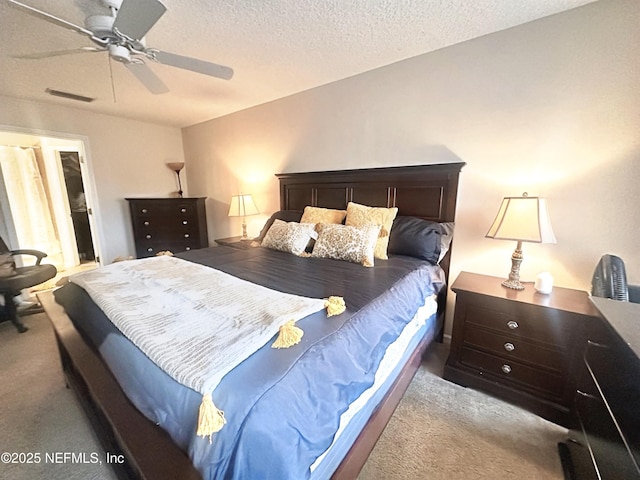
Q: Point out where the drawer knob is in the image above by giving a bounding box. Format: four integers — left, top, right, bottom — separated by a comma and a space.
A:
501, 364, 512, 374
504, 342, 515, 352
185, 247, 191, 250
183, 220, 188, 225
147, 247, 153, 252
181, 208, 187, 213
144, 221, 150, 226
184, 233, 190, 238
507, 321, 519, 330
141, 208, 148, 213
146, 234, 152, 239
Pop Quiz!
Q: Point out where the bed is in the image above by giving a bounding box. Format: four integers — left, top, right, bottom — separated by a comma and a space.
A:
39, 162, 464, 480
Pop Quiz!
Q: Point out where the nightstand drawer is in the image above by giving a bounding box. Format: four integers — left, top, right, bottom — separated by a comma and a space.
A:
464, 302, 568, 347
463, 325, 565, 372
460, 347, 565, 398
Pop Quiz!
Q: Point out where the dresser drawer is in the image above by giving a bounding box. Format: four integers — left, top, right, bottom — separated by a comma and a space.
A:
576, 373, 640, 478
131, 202, 200, 217
136, 241, 199, 257
460, 347, 565, 398
132, 217, 200, 236
463, 325, 565, 372
463, 299, 569, 348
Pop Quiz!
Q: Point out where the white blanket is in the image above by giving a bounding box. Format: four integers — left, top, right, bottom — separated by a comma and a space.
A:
69, 256, 326, 398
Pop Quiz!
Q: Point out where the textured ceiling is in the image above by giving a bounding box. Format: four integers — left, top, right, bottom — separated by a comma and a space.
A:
0, 0, 596, 128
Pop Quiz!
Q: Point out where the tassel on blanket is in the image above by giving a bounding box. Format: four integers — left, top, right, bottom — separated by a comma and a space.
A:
272, 319, 304, 348
325, 296, 346, 317
197, 393, 226, 443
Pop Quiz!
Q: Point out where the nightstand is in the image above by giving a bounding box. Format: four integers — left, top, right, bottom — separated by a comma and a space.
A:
214, 236, 256, 249
443, 271, 600, 427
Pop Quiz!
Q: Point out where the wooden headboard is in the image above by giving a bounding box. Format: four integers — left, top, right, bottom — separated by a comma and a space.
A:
276, 162, 465, 338
276, 162, 464, 222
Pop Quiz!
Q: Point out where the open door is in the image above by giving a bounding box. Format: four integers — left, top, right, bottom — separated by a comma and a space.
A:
59, 151, 95, 262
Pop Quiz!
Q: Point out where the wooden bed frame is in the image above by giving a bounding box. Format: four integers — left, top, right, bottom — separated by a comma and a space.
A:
39, 162, 464, 480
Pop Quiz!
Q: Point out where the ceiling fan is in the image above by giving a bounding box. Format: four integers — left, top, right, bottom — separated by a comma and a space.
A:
7, 0, 233, 95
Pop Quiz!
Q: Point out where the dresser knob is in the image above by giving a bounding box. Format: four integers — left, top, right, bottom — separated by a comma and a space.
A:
504, 342, 515, 352
185, 247, 191, 250
141, 208, 148, 213
181, 208, 187, 213
144, 221, 150, 226
146, 234, 152, 239
184, 233, 190, 238
507, 321, 519, 330
147, 247, 153, 252
183, 220, 188, 225
501, 364, 512, 374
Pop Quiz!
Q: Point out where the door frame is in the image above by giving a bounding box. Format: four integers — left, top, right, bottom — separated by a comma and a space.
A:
0, 125, 103, 267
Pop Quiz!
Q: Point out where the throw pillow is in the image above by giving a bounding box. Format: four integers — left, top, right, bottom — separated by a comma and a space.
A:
261, 219, 318, 256
345, 202, 398, 259
311, 223, 381, 267
300, 206, 346, 225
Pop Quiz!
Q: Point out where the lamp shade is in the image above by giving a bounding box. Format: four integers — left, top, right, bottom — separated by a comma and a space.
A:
485, 193, 556, 244
228, 194, 259, 218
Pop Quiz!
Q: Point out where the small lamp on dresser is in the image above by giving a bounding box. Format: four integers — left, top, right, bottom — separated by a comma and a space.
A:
167, 162, 185, 198
485, 192, 556, 290
228, 194, 260, 240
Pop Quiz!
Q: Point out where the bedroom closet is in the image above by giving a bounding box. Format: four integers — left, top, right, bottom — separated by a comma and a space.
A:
0, 130, 100, 277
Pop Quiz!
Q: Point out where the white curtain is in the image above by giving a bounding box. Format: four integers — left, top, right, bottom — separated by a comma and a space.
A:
0, 146, 62, 266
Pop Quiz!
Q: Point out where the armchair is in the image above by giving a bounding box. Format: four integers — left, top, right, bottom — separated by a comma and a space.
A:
0, 236, 57, 333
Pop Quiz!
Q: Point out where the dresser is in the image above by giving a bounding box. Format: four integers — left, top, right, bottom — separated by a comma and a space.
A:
443, 272, 600, 427
127, 198, 208, 258
559, 297, 640, 479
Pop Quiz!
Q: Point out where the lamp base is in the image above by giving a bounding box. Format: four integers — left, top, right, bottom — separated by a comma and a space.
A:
502, 240, 525, 290
502, 278, 525, 290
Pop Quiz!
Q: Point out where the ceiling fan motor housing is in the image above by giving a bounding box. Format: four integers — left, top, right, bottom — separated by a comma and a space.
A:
101, 0, 123, 9
85, 15, 117, 40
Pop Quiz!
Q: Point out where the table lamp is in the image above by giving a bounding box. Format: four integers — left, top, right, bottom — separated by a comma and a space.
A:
228, 194, 259, 239
485, 192, 556, 290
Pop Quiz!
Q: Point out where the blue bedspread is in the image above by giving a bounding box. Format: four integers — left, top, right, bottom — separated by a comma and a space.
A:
54, 247, 445, 479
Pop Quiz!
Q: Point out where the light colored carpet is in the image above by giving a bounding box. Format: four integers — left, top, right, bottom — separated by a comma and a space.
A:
358, 343, 568, 480
0, 313, 566, 480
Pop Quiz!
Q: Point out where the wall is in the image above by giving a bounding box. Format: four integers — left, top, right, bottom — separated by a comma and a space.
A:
183, 0, 639, 334
0, 96, 186, 264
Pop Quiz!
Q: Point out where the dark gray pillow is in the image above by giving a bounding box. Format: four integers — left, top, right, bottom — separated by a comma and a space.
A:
387, 216, 442, 265
255, 210, 303, 242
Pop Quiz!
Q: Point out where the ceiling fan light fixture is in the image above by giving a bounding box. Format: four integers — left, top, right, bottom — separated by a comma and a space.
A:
108, 44, 131, 63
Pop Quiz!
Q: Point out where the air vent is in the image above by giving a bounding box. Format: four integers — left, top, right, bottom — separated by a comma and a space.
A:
45, 88, 95, 103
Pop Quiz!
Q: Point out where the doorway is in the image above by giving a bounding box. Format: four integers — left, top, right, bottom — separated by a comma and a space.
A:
0, 130, 100, 278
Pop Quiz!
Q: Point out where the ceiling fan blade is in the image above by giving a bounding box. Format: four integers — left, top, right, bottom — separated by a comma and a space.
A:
152, 51, 234, 80
124, 61, 169, 95
13, 47, 105, 60
113, 0, 167, 40
7, 0, 95, 38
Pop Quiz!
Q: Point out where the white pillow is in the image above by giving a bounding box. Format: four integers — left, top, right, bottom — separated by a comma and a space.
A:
261, 219, 317, 256
311, 223, 381, 267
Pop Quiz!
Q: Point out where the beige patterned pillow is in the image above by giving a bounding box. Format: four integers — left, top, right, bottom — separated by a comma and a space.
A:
300, 206, 346, 225
345, 202, 398, 259
311, 223, 381, 267
261, 219, 317, 256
